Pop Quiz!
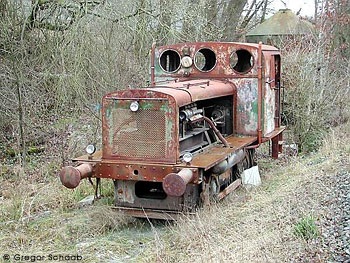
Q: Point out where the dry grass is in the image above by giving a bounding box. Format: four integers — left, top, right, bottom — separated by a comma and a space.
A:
0, 123, 349, 262
141, 122, 350, 263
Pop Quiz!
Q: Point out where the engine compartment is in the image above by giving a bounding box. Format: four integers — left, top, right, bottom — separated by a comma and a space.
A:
179, 95, 233, 158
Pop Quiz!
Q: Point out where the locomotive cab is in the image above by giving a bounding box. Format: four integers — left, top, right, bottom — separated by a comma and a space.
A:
59, 42, 285, 219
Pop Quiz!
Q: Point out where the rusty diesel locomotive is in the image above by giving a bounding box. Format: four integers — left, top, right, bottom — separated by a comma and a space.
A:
59, 42, 285, 219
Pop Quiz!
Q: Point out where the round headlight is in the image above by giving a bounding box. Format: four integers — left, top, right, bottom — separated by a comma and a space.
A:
183, 152, 193, 163
86, 144, 96, 155
130, 101, 139, 112
181, 56, 193, 68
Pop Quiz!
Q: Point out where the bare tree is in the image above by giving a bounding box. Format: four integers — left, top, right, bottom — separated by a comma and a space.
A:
0, 0, 275, 164
221, 0, 248, 40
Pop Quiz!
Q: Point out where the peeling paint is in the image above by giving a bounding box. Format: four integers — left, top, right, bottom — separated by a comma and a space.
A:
263, 52, 277, 135
232, 78, 259, 135
154, 42, 266, 81
116, 181, 135, 204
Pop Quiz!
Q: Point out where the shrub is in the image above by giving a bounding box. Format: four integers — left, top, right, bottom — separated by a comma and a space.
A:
281, 33, 350, 153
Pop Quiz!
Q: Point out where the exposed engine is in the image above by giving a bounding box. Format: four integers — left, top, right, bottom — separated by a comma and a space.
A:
179, 96, 233, 158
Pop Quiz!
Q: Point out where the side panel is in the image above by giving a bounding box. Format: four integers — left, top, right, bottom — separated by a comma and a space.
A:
231, 78, 258, 136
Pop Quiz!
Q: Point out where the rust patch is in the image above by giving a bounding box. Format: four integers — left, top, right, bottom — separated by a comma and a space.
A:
102, 90, 178, 164
154, 42, 261, 81
94, 162, 199, 183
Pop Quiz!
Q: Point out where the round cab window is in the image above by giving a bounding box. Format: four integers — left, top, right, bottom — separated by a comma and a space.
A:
194, 48, 216, 72
230, 49, 254, 73
159, 49, 181, 73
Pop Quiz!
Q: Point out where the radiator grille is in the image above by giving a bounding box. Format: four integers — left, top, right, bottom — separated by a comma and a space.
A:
109, 100, 168, 159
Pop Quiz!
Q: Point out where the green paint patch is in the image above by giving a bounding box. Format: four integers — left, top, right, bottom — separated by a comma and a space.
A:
160, 102, 170, 112
166, 118, 173, 141
141, 102, 154, 109
153, 54, 163, 75
113, 100, 118, 108
252, 100, 258, 121
237, 105, 245, 112
105, 108, 111, 118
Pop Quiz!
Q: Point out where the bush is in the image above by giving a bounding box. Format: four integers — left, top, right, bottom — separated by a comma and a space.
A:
281, 33, 350, 153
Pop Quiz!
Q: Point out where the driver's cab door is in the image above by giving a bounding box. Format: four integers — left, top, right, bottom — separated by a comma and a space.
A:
270, 54, 281, 128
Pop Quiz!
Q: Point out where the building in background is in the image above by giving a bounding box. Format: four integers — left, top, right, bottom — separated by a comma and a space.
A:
246, 9, 315, 46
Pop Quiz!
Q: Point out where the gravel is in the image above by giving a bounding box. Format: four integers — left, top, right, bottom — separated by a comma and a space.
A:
330, 170, 350, 262
320, 169, 350, 262
290, 152, 350, 263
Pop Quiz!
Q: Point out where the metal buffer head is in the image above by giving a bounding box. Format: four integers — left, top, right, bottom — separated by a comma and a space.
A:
59, 163, 93, 189
162, 168, 193, 197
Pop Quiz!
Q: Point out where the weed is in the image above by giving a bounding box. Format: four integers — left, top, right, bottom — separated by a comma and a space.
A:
293, 216, 319, 240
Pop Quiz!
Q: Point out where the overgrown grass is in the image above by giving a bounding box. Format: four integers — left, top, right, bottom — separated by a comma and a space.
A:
0, 122, 349, 262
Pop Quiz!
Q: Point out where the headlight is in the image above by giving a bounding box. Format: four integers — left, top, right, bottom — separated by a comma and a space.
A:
181, 56, 193, 68
130, 101, 139, 112
86, 144, 96, 155
183, 152, 193, 163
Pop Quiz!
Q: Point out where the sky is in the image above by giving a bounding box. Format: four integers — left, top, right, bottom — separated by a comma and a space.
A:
269, 0, 315, 18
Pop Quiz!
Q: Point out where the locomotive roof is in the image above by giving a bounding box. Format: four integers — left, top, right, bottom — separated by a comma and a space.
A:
157, 41, 279, 52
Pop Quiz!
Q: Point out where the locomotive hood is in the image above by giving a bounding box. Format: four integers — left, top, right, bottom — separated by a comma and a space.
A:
148, 79, 236, 107
104, 79, 236, 108
101, 79, 236, 164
